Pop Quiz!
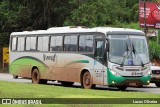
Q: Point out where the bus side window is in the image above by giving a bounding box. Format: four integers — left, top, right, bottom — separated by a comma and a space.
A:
69, 36, 77, 52
42, 36, 49, 51
95, 40, 104, 62
79, 35, 85, 52
12, 37, 17, 51
64, 36, 70, 51
50, 36, 63, 51
37, 36, 43, 51
79, 35, 93, 52
30, 37, 37, 51
17, 37, 25, 51
56, 36, 63, 51
26, 37, 31, 51
86, 35, 93, 52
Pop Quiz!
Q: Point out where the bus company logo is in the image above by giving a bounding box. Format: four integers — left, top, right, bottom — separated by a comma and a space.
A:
2, 99, 11, 104
43, 54, 56, 62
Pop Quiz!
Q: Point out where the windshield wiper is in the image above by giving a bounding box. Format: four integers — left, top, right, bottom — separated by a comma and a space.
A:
120, 42, 129, 67
132, 43, 144, 67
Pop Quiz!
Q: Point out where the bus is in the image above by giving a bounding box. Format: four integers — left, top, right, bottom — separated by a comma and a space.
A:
9, 26, 151, 90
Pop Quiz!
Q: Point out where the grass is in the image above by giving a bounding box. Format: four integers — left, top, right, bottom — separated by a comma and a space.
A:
0, 81, 160, 98
0, 81, 160, 107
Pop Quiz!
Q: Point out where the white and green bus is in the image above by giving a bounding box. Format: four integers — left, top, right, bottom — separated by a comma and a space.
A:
9, 26, 151, 90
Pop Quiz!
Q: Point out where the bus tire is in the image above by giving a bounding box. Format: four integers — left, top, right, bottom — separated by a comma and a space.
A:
32, 69, 41, 84
13, 75, 18, 79
40, 79, 48, 84
81, 71, 95, 89
136, 85, 143, 88
61, 81, 74, 87
117, 86, 127, 91
155, 82, 160, 87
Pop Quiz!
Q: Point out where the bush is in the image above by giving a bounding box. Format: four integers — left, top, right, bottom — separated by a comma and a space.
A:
149, 40, 160, 59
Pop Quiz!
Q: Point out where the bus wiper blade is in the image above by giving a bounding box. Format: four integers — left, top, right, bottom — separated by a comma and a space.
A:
132, 43, 144, 67
120, 42, 129, 67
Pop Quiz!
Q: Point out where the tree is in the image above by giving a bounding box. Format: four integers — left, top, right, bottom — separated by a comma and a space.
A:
64, 0, 133, 27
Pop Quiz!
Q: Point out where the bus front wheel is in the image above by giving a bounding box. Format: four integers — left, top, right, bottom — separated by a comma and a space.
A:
81, 71, 95, 89
155, 82, 160, 87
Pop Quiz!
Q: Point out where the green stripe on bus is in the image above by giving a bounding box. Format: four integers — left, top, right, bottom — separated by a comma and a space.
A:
73, 60, 89, 63
65, 60, 89, 66
10, 57, 48, 75
107, 68, 125, 85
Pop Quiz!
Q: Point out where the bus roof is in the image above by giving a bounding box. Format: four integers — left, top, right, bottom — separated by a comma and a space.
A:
10, 26, 145, 36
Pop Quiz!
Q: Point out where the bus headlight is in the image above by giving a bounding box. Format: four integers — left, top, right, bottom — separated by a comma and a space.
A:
144, 71, 151, 76
110, 70, 121, 76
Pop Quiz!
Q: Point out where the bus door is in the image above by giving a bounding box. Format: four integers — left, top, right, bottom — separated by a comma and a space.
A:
93, 39, 105, 85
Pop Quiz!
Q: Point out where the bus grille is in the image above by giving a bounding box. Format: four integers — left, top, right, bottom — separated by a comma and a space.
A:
122, 76, 142, 78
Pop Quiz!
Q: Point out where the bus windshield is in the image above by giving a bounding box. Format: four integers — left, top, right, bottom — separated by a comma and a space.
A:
108, 35, 150, 66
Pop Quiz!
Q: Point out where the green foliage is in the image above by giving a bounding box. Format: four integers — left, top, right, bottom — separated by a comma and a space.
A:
64, 0, 135, 27
0, 0, 160, 61
149, 40, 160, 59
0, 0, 22, 32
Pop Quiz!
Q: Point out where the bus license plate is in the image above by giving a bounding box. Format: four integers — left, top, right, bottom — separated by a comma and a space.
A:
129, 83, 136, 86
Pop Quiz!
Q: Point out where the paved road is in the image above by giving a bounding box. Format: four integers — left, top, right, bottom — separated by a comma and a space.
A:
0, 73, 160, 94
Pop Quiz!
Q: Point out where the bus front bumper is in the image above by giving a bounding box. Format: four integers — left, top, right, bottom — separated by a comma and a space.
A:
107, 69, 151, 86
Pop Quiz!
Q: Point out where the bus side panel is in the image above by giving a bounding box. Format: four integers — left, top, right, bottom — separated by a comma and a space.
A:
92, 60, 108, 85
10, 52, 50, 79
57, 54, 88, 82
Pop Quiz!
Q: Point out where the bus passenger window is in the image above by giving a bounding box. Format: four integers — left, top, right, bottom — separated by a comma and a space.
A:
64, 36, 70, 51
79, 35, 85, 52
50, 36, 56, 51
42, 36, 49, 51
69, 36, 77, 51
17, 37, 25, 51
79, 35, 93, 52
37, 37, 43, 51
30, 37, 37, 51
56, 36, 63, 51
50, 36, 62, 51
12, 37, 17, 51
86, 35, 93, 52
26, 37, 31, 51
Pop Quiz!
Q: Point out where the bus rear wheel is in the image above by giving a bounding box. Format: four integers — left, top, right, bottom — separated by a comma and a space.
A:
117, 85, 127, 91
32, 69, 40, 84
81, 71, 95, 89
61, 81, 74, 87
155, 82, 160, 87
32, 69, 47, 84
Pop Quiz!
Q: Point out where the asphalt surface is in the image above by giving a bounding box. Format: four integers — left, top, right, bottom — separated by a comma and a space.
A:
0, 73, 160, 94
